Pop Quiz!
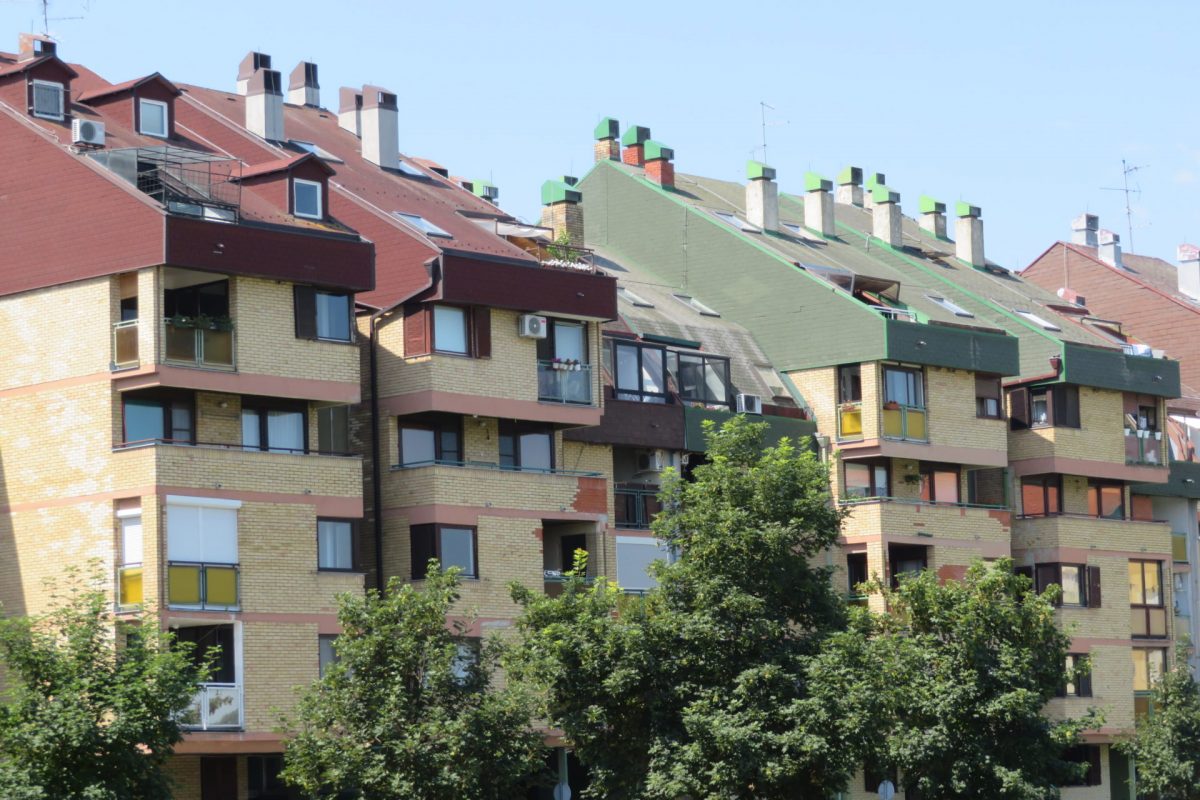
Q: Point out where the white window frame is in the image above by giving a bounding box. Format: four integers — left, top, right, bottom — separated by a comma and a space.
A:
394, 211, 452, 238
30, 79, 64, 121
293, 178, 324, 220
1012, 308, 1062, 331
138, 98, 169, 138
710, 209, 760, 233
926, 294, 975, 318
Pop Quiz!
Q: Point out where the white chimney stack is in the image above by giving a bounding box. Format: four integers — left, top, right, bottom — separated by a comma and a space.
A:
1071, 213, 1099, 247
1098, 229, 1122, 268
236, 51, 270, 96
871, 186, 902, 247
1177, 243, 1200, 300
288, 61, 319, 107
804, 172, 835, 237
864, 172, 886, 210
836, 166, 863, 207
919, 195, 947, 239
245, 68, 284, 142
955, 202, 984, 267
338, 87, 362, 137
745, 161, 778, 232
360, 85, 399, 169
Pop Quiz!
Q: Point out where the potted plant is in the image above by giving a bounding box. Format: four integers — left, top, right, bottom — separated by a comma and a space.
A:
883, 400, 901, 411
840, 402, 859, 411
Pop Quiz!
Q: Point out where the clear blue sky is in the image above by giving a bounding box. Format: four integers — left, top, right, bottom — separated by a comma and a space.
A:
5, 0, 1199, 272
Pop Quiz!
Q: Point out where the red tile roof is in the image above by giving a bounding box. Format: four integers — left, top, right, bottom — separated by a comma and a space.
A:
239, 152, 332, 179
0, 51, 78, 78
76, 72, 180, 103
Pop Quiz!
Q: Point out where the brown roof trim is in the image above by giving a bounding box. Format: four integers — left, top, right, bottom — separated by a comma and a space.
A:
0, 53, 78, 79
238, 152, 334, 180
77, 72, 180, 103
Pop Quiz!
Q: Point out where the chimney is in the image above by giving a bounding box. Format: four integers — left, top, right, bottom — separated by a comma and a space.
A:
745, 161, 778, 232
804, 172, 834, 237
541, 176, 584, 247
18, 33, 55, 62
864, 172, 886, 210
1177, 244, 1200, 300
594, 117, 620, 162
871, 186, 902, 247
836, 166, 863, 207
1098, 229, 1122, 268
287, 61, 319, 107
919, 195, 947, 239
955, 202, 985, 267
472, 180, 500, 204
621, 125, 650, 167
1071, 213, 1099, 247
236, 51, 270, 96
245, 68, 284, 142
361, 85, 399, 169
643, 141, 674, 189
338, 87, 362, 137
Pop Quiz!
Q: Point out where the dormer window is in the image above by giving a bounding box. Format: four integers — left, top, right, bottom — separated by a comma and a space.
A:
138, 98, 168, 138
293, 178, 323, 220
31, 79, 64, 120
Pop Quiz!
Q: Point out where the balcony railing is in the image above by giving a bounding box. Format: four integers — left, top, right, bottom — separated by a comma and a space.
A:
180, 683, 242, 730
838, 403, 863, 439
112, 320, 139, 369
1125, 429, 1167, 466
517, 240, 596, 273
163, 318, 235, 370
167, 562, 239, 610
882, 404, 927, 441
537, 360, 593, 405
615, 486, 662, 529
116, 563, 143, 609
392, 458, 601, 477
837, 495, 1007, 511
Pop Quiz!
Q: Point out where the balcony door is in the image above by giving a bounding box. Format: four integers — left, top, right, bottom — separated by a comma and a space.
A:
538, 320, 591, 404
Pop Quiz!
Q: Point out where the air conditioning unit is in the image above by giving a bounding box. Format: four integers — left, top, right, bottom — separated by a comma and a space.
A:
518, 314, 547, 339
71, 118, 105, 147
637, 449, 667, 473
736, 393, 763, 415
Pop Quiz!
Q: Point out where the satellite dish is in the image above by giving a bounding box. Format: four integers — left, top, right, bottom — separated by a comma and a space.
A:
553, 783, 572, 800
878, 780, 895, 800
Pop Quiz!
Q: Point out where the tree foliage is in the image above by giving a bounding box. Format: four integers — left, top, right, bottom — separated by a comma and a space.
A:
281, 566, 545, 800
0, 565, 205, 800
1116, 645, 1200, 800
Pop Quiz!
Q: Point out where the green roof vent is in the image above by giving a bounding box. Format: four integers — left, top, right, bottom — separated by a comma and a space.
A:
871, 185, 899, 204
865, 172, 886, 191
747, 161, 776, 181
621, 125, 651, 146
594, 117, 619, 141
472, 180, 499, 201
541, 179, 582, 206
837, 166, 863, 186
919, 195, 946, 214
804, 172, 832, 192
643, 140, 673, 161
956, 201, 981, 218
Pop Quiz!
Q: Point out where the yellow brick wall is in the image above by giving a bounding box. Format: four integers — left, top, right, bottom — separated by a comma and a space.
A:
242, 619, 321, 732
0, 277, 113, 389
1009, 386, 1125, 464
923, 366, 1008, 452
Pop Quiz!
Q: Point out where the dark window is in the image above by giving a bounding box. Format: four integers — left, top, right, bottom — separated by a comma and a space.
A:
975, 375, 1002, 419
864, 764, 898, 793
122, 393, 194, 444
847, 552, 869, 595
966, 467, 1006, 506
673, 352, 732, 406
173, 624, 235, 684
165, 279, 229, 319
883, 366, 924, 408
1028, 385, 1080, 428
318, 635, 338, 679
317, 519, 355, 571
611, 341, 668, 403
615, 485, 662, 529
1021, 475, 1062, 517
919, 464, 960, 504
410, 524, 478, 578
1035, 563, 1087, 606
889, 544, 928, 588
398, 414, 462, 466
248, 755, 301, 799
844, 461, 889, 498
838, 365, 862, 404
293, 286, 352, 342
1061, 745, 1102, 787
1087, 480, 1125, 519
241, 398, 307, 453
499, 421, 554, 471
1130, 560, 1167, 639
317, 405, 350, 454
1058, 653, 1093, 698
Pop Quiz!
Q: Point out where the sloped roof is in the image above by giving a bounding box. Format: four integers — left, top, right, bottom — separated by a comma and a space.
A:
76, 72, 180, 102
0, 51, 78, 78
239, 152, 333, 179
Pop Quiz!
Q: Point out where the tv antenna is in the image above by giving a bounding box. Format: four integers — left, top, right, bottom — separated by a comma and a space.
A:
1101, 159, 1147, 253
36, 0, 87, 35
756, 101, 788, 164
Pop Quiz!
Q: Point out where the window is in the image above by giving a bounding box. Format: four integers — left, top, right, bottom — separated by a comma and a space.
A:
889, 544, 928, 588
883, 366, 924, 408
919, 464, 960, 504
611, 341, 668, 403
1061, 746, 1102, 787
122, 394, 193, 444
1059, 653, 1093, 698
394, 211, 452, 238
117, 510, 143, 606
1036, 563, 1087, 606
138, 98, 168, 137
844, 461, 888, 499
293, 286, 352, 342
671, 294, 721, 317
317, 520, 355, 571
317, 405, 350, 454
248, 754, 300, 799
710, 209, 759, 232
618, 286, 654, 308
1021, 475, 1062, 517
966, 467, 1006, 506
242, 400, 306, 453
1130, 560, 1167, 638
1013, 308, 1062, 331
536, 319, 589, 364
846, 552, 869, 595
289, 140, 342, 163
537, 320, 591, 404
292, 178, 323, 220
838, 365, 862, 404
318, 635, 338, 679
1088, 480, 1125, 519
451, 640, 479, 686
166, 498, 240, 610
31, 79, 64, 120
499, 421, 554, 472
616, 536, 672, 592
975, 375, 1002, 418
927, 294, 974, 317
410, 524, 477, 578
1132, 647, 1167, 691
433, 306, 469, 354
674, 352, 731, 406
174, 624, 235, 684
1019, 385, 1080, 429
398, 414, 462, 466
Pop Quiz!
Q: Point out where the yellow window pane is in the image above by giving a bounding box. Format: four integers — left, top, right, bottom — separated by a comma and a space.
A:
1132, 650, 1149, 691
1150, 608, 1168, 637
906, 409, 927, 440
1129, 562, 1143, 605
1145, 564, 1161, 605
205, 567, 238, 607
119, 567, 143, 606
1174, 535, 1189, 563
1131, 608, 1148, 637
882, 408, 902, 437
840, 409, 863, 437
1134, 694, 1152, 719
168, 565, 201, 606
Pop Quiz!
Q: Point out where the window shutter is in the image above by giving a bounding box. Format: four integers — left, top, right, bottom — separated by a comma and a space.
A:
410, 524, 436, 579
403, 305, 431, 356
1008, 387, 1030, 430
1087, 565, 1102, 608
294, 286, 317, 339
471, 306, 491, 358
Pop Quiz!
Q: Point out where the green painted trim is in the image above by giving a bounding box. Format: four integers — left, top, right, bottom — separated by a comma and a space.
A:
643, 140, 673, 161
871, 185, 899, 204
865, 172, 885, 190
747, 160, 776, 181
621, 125, 650, 146
956, 201, 981, 218
805, 171, 832, 192
594, 117, 619, 141
778, 372, 813, 415
919, 195, 945, 214
1131, 461, 1200, 499
837, 166, 863, 186
641, 332, 702, 349
541, 179, 582, 206
471, 180, 498, 199
683, 405, 817, 452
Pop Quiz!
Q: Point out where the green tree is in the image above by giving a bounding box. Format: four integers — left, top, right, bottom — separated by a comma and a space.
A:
0, 566, 206, 800
281, 566, 546, 800
1116, 645, 1200, 800
815, 561, 1099, 800
509, 416, 858, 799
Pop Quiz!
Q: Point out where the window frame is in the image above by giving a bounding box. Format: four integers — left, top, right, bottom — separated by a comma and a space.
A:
30, 78, 64, 120
397, 414, 463, 467
138, 97, 169, 138
1130, 559, 1167, 640
432, 304, 470, 355
410, 523, 479, 579
1132, 647, 1167, 692
1087, 479, 1126, 520
918, 463, 961, 504
1035, 562, 1087, 607
975, 374, 1003, 419
1058, 653, 1093, 698
394, 211, 453, 238
316, 404, 350, 455
837, 364, 862, 404
843, 460, 890, 499
611, 340, 669, 404
1027, 385, 1081, 429
292, 178, 324, 220
121, 392, 195, 446
672, 351, 732, 407
240, 397, 308, 454
882, 365, 925, 409
498, 420, 555, 472
926, 294, 975, 318
1020, 474, 1063, 517
313, 290, 352, 342
316, 518, 357, 572
293, 286, 353, 343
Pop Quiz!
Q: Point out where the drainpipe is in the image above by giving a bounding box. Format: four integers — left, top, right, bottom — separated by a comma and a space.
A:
369, 309, 385, 592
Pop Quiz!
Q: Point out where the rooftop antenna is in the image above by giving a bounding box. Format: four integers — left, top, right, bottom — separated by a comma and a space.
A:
756, 102, 788, 163
37, 0, 86, 36
1101, 159, 1147, 253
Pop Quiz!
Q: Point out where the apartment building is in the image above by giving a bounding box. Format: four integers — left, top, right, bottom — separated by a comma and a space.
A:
0, 35, 373, 799
575, 120, 1182, 800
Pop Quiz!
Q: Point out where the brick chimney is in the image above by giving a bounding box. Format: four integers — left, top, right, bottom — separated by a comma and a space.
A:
643, 141, 674, 189
745, 161, 778, 232
1098, 229, 1122, 268
804, 172, 834, 237
1071, 213, 1099, 247
338, 87, 362, 137
594, 117, 620, 162
919, 195, 947, 239
621, 125, 650, 167
541, 176, 584, 247
236, 51, 270, 96
1177, 244, 1200, 300
871, 186, 902, 247
287, 61, 319, 107
361, 85, 398, 169
18, 33, 55, 62
864, 172, 886, 210
836, 166, 863, 207
955, 202, 985, 267
245, 68, 284, 142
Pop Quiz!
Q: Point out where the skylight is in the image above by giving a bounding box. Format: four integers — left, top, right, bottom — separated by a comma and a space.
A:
618, 286, 655, 308
710, 209, 759, 233
289, 140, 343, 163
394, 212, 452, 238
396, 160, 427, 178
926, 294, 974, 318
672, 293, 720, 317
1012, 308, 1062, 331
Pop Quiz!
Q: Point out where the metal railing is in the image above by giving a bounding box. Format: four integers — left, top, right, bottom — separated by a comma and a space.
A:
872, 306, 917, 322
1125, 429, 1167, 466
113, 437, 357, 458
837, 495, 1008, 511
116, 563, 143, 609
163, 318, 235, 369
537, 360, 594, 405
615, 486, 662, 529
112, 320, 139, 369
392, 458, 601, 477
881, 403, 927, 441
517, 240, 596, 273
180, 683, 242, 730
167, 562, 239, 611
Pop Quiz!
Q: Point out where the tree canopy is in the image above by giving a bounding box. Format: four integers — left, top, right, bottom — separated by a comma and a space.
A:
1116, 645, 1200, 800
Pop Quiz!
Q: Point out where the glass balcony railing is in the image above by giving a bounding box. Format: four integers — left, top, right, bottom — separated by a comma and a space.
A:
882, 404, 927, 441
117, 564, 143, 609
112, 320, 139, 369
838, 403, 863, 439
180, 683, 242, 730
163, 318, 235, 369
537, 360, 593, 405
167, 562, 239, 610
1125, 429, 1167, 466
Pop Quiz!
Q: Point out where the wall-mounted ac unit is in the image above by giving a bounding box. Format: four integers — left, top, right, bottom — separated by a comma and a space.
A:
71, 118, 105, 147
637, 449, 667, 473
518, 314, 547, 339
736, 393, 763, 415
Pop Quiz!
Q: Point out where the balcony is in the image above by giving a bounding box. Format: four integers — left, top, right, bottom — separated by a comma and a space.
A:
117, 563, 143, 609
166, 562, 239, 611
112, 320, 139, 369
387, 460, 603, 515
615, 485, 662, 529
163, 317, 235, 370
838, 496, 1011, 546
180, 683, 242, 730
1125, 429, 1167, 466
537, 360, 594, 405
881, 403, 927, 441
839, 403, 864, 439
